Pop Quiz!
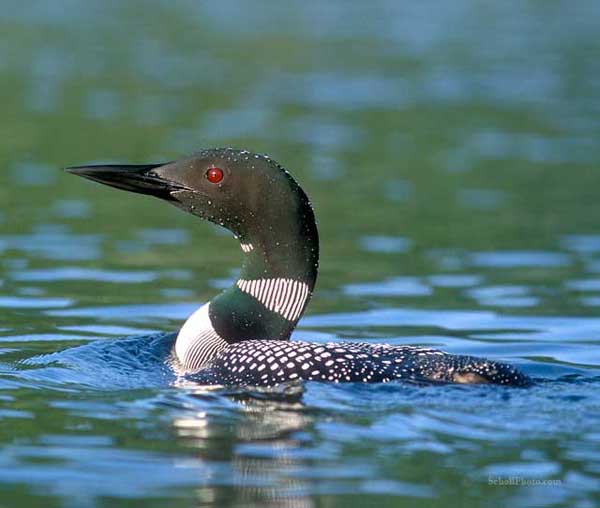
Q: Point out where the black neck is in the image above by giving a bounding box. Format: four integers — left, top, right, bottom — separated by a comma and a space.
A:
209, 175, 319, 343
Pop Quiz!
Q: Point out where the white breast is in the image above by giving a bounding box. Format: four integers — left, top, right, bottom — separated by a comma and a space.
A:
175, 303, 229, 371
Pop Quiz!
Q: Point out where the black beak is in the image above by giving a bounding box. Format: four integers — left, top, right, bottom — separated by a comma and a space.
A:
65, 163, 185, 201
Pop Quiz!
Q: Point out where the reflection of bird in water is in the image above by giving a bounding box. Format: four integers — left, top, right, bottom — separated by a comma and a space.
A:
68, 148, 530, 387
172, 383, 315, 508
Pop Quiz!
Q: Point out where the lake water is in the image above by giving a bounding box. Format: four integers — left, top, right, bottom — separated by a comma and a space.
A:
1, 1, 599, 507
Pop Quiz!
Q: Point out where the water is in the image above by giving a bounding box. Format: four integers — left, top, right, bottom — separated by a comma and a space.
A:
1, 1, 600, 506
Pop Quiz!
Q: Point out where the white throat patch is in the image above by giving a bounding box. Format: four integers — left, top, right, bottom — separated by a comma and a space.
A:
240, 242, 254, 253
236, 278, 309, 321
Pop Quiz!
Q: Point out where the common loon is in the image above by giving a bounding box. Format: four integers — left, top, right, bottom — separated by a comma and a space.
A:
67, 148, 530, 387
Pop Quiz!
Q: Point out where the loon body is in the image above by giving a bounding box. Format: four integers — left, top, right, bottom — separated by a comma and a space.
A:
67, 148, 530, 387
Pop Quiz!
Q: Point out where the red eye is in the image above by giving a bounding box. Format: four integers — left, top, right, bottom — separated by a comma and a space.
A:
206, 167, 224, 184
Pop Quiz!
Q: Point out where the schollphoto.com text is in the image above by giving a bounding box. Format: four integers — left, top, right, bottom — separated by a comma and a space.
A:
488, 476, 562, 487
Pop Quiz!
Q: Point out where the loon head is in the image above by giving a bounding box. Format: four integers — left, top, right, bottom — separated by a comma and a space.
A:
67, 148, 319, 353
